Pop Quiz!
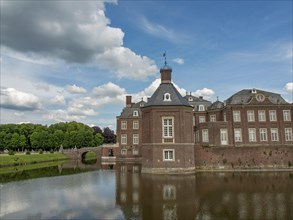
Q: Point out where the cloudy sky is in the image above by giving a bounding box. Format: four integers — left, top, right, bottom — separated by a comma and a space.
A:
1, 0, 292, 129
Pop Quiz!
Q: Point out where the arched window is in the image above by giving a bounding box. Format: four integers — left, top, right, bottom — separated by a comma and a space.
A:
163, 93, 171, 101
133, 110, 139, 116
198, 105, 205, 111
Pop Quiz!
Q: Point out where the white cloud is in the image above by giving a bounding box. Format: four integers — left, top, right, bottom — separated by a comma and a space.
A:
173, 58, 184, 65
1, 87, 41, 111
192, 88, 215, 99
141, 17, 190, 44
50, 94, 66, 105
96, 47, 158, 80
284, 82, 293, 93
44, 109, 86, 122
92, 82, 125, 97
32, 82, 51, 91
2, 1, 158, 81
66, 85, 87, 94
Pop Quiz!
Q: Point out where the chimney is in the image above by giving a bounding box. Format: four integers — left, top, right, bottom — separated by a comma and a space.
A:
160, 66, 172, 84
126, 96, 132, 107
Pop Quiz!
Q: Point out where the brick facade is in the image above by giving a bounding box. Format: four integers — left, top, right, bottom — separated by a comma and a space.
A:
114, 65, 293, 172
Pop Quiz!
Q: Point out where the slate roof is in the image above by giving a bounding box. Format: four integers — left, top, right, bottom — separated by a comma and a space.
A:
209, 100, 224, 110
226, 89, 288, 105
183, 94, 212, 111
144, 83, 191, 107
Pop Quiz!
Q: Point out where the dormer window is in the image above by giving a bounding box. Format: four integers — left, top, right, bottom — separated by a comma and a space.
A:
140, 103, 144, 107
251, 89, 257, 94
198, 105, 205, 111
163, 93, 171, 101
133, 110, 138, 117
188, 97, 193, 101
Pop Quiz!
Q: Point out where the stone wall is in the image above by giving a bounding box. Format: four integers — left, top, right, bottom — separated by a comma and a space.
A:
194, 145, 293, 170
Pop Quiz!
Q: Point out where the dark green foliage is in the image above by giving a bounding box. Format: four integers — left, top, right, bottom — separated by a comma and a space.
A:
102, 127, 116, 143
8, 150, 15, 155
0, 121, 109, 151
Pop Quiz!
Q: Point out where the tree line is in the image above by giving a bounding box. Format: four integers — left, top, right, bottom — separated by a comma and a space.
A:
0, 121, 116, 152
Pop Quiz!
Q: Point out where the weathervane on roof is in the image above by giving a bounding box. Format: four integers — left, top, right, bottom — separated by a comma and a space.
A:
163, 51, 167, 66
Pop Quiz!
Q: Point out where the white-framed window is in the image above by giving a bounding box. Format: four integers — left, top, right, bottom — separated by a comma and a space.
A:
248, 128, 256, 142
121, 121, 127, 130
270, 128, 279, 141
260, 128, 268, 142
283, 110, 291, 121
233, 111, 241, 122
133, 149, 139, 155
234, 128, 242, 142
285, 128, 292, 141
163, 185, 176, 200
162, 117, 174, 138
163, 149, 175, 161
199, 116, 206, 123
121, 134, 127, 145
210, 115, 216, 122
258, 110, 266, 122
198, 105, 205, 111
202, 129, 209, 142
133, 121, 139, 130
133, 110, 139, 117
220, 129, 228, 145
133, 134, 139, 145
188, 97, 193, 101
163, 93, 171, 101
247, 110, 255, 122
269, 110, 277, 121
121, 149, 127, 155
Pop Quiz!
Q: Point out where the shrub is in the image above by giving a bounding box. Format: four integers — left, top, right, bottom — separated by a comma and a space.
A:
39, 149, 44, 154
50, 149, 54, 154
26, 151, 31, 155
223, 159, 227, 164
288, 161, 292, 167
8, 150, 15, 155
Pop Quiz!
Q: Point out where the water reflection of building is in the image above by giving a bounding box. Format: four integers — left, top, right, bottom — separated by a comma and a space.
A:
194, 172, 293, 220
115, 163, 197, 220
115, 163, 142, 220
115, 165, 293, 220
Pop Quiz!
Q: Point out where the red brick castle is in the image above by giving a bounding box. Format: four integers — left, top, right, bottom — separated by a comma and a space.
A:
109, 62, 293, 173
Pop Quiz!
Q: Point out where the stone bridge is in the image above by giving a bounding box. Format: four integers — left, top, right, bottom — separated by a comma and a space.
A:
62, 144, 118, 160
62, 146, 102, 160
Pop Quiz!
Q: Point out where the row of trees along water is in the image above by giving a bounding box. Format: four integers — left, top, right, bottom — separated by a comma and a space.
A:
0, 121, 116, 151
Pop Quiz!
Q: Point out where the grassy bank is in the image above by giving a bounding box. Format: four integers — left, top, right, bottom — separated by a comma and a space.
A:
0, 160, 65, 175
84, 151, 97, 161
0, 153, 69, 167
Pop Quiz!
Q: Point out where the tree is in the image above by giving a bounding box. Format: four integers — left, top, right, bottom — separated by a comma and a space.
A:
52, 130, 64, 148
19, 134, 27, 151
11, 133, 20, 150
0, 131, 6, 151
103, 127, 116, 143
94, 133, 104, 146
92, 126, 103, 135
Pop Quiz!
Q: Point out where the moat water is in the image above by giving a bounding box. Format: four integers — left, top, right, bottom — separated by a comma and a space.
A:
1, 161, 292, 220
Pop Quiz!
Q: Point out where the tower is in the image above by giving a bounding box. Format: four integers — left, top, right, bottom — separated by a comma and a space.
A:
141, 63, 195, 173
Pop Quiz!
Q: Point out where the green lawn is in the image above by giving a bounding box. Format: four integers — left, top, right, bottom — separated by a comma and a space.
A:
84, 151, 97, 161
0, 153, 69, 167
